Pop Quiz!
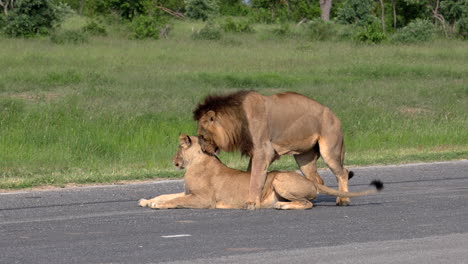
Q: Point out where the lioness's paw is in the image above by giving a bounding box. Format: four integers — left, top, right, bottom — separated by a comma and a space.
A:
245, 202, 257, 210
139, 199, 149, 207
274, 203, 284, 210
149, 201, 161, 209
336, 197, 350, 206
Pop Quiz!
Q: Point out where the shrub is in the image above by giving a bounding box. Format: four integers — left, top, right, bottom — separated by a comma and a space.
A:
249, 7, 288, 24
219, 1, 251, 16
185, 0, 219, 21
306, 19, 338, 41
458, 17, 468, 38
2, 0, 60, 37
391, 19, 434, 43
87, 0, 148, 20
82, 21, 108, 36
54, 2, 75, 23
192, 22, 221, 40
271, 22, 291, 36
130, 15, 164, 40
356, 22, 387, 43
290, 1, 321, 21
336, 24, 360, 41
50, 30, 89, 44
221, 17, 254, 33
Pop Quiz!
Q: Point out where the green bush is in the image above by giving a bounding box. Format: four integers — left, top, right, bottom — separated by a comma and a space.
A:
87, 0, 148, 20
336, 24, 360, 40
290, 1, 321, 21
391, 19, 434, 43
130, 15, 164, 40
50, 29, 89, 44
271, 23, 291, 36
221, 17, 254, 33
2, 0, 60, 37
306, 19, 338, 41
219, 1, 251, 16
82, 21, 108, 36
249, 7, 288, 24
191, 22, 222, 40
356, 22, 387, 43
185, 0, 219, 21
458, 17, 468, 38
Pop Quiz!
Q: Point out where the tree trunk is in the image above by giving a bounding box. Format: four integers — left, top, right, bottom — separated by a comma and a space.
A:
319, 0, 332, 21
0, 0, 9, 15
392, 0, 396, 29
79, 0, 85, 15
379, 0, 385, 32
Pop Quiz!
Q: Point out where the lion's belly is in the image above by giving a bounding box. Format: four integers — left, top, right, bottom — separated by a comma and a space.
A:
271, 133, 320, 155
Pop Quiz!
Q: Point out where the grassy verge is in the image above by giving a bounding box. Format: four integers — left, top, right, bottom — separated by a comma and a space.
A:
0, 19, 467, 189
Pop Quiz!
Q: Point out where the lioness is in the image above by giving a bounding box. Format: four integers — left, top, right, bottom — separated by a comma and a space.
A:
138, 134, 383, 210
193, 90, 352, 209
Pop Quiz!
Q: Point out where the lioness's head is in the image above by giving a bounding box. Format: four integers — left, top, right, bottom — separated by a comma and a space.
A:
173, 134, 206, 170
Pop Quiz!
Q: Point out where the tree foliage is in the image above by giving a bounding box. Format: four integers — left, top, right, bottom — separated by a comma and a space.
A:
336, 0, 377, 25
2, 0, 60, 37
184, 0, 219, 21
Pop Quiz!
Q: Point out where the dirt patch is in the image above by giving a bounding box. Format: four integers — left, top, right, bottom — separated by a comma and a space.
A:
9, 92, 63, 102
399, 107, 433, 115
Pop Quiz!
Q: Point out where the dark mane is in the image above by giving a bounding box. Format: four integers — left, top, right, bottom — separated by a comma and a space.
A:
193, 90, 253, 156
193, 90, 251, 121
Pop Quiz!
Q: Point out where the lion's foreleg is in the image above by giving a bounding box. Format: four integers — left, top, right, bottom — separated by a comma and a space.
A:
139, 192, 185, 207
247, 150, 276, 210
152, 194, 214, 209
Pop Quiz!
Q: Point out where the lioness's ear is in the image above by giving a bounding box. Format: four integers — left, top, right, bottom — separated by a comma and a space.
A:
206, 110, 216, 122
179, 134, 192, 148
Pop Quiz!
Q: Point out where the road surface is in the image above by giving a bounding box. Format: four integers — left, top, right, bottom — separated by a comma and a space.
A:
1, 160, 467, 263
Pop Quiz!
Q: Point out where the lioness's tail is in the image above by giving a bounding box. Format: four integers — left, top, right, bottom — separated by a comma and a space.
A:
317, 180, 383, 198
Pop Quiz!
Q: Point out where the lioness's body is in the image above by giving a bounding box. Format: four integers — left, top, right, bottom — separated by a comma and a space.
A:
193, 91, 351, 209
139, 135, 381, 210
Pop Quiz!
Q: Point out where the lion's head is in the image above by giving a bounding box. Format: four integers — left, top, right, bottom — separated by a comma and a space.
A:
193, 91, 253, 156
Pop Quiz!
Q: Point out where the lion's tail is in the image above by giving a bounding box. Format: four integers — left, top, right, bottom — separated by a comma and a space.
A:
317, 180, 383, 198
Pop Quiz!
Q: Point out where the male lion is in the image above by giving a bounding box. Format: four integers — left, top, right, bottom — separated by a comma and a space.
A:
138, 134, 383, 210
193, 90, 352, 209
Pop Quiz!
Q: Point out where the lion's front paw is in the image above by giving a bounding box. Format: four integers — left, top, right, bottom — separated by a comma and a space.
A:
139, 199, 149, 207
336, 197, 350, 206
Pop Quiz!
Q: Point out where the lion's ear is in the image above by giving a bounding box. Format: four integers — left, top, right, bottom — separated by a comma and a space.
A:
179, 134, 192, 148
206, 110, 216, 122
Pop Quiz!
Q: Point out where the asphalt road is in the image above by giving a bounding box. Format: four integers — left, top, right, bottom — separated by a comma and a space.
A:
1, 160, 467, 264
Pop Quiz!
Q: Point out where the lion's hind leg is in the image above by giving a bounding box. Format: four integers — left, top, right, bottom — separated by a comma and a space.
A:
294, 145, 324, 185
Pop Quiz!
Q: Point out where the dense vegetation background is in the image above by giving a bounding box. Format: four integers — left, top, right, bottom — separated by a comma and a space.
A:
0, 0, 467, 189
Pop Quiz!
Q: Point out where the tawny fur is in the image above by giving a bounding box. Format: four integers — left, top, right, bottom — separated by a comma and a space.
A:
193, 90, 353, 209
139, 135, 382, 210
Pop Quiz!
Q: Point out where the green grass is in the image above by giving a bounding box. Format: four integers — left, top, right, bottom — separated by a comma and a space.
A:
0, 18, 467, 189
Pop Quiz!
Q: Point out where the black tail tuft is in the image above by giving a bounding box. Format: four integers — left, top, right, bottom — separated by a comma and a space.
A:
348, 171, 354, 180
370, 180, 384, 191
